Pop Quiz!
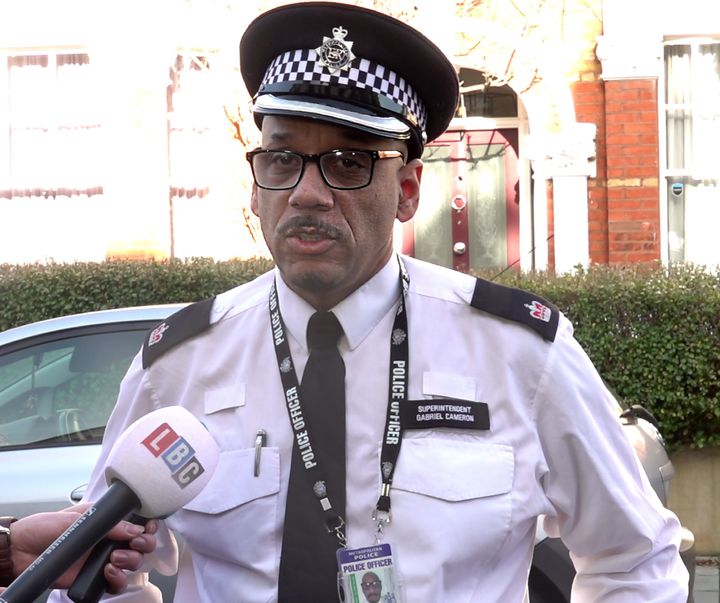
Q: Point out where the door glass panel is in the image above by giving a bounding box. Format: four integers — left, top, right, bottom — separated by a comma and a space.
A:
0, 329, 146, 448
416, 144, 454, 268
467, 142, 507, 270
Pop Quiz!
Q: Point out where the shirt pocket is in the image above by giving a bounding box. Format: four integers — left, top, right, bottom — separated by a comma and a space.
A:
393, 438, 513, 500
422, 371, 478, 401
391, 437, 515, 566
169, 447, 281, 565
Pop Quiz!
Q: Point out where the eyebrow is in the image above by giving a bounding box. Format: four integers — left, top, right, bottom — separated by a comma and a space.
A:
266, 131, 293, 146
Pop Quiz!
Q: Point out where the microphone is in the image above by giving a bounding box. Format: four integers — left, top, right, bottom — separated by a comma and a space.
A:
0, 406, 219, 603
66, 514, 148, 603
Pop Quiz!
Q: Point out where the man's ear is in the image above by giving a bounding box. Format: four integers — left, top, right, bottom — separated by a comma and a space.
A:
397, 159, 422, 223
250, 184, 259, 216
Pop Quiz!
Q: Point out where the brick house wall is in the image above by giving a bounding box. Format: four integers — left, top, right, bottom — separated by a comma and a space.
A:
572, 80, 608, 265
6, 0, 712, 270
604, 79, 661, 264
572, 70, 662, 267
554, 1, 663, 269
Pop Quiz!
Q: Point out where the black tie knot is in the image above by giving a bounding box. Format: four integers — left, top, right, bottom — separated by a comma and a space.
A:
306, 311, 343, 349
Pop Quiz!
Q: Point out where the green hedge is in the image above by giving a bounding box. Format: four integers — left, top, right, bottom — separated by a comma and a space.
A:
1, 259, 718, 450
0, 257, 274, 332
488, 264, 720, 450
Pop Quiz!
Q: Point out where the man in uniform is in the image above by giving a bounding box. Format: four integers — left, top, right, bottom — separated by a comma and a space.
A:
50, 2, 688, 601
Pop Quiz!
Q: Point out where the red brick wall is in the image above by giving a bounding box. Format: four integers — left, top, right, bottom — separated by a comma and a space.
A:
572, 80, 609, 264
603, 79, 661, 264
570, 78, 661, 266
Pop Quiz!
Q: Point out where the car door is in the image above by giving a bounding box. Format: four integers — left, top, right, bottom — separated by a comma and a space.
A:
0, 323, 153, 517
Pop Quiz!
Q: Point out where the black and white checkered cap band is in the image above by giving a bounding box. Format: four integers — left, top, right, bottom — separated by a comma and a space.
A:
259, 48, 428, 133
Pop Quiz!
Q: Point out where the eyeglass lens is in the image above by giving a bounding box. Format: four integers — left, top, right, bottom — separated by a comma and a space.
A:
251, 150, 374, 190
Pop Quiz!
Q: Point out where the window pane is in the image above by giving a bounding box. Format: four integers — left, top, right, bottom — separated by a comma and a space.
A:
168, 54, 216, 198
664, 41, 720, 265
0, 330, 145, 448
4, 52, 102, 194
693, 44, 720, 178
459, 67, 518, 118
665, 45, 692, 170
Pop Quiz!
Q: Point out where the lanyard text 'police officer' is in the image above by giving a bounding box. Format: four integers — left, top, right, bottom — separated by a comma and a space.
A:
269, 261, 410, 546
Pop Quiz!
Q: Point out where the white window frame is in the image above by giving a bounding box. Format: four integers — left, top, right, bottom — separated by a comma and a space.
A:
0, 48, 102, 199
659, 37, 720, 265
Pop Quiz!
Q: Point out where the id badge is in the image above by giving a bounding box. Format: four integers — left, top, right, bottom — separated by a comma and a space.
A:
337, 543, 402, 603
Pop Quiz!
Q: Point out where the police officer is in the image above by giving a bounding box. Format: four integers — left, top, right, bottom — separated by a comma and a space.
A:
50, 2, 688, 601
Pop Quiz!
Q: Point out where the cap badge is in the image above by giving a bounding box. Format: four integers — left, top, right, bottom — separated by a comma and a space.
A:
316, 26, 355, 74
524, 300, 552, 323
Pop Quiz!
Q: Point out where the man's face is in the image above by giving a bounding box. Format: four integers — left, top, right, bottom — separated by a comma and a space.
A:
360, 572, 382, 602
251, 116, 422, 310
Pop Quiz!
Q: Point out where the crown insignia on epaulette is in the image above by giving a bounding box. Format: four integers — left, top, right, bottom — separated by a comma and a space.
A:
148, 322, 169, 347
524, 300, 552, 323
316, 25, 355, 74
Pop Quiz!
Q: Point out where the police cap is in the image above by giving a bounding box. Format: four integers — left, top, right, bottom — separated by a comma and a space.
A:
240, 2, 459, 158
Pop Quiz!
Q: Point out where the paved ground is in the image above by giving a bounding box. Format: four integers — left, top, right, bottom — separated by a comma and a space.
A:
694, 558, 719, 603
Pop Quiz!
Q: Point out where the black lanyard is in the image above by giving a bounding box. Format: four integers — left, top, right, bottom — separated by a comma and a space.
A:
269, 260, 410, 545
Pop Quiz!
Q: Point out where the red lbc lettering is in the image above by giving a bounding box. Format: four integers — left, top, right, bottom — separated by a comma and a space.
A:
142, 423, 179, 457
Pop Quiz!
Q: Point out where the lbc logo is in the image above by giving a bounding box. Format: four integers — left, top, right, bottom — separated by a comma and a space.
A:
142, 423, 205, 488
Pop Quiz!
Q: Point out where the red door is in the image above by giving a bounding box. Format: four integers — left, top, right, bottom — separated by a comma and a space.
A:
403, 129, 519, 273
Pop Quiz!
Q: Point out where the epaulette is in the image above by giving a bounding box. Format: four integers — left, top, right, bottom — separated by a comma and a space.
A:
470, 278, 559, 342
142, 297, 216, 368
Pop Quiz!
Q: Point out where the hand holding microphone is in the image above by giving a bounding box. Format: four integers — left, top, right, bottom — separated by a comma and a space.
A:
0, 506, 157, 594
0, 406, 219, 603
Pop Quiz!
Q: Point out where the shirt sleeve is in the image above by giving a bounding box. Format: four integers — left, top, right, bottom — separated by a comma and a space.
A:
535, 320, 688, 602
47, 353, 177, 603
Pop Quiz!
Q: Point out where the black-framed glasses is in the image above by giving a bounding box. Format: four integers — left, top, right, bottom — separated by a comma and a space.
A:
246, 148, 405, 191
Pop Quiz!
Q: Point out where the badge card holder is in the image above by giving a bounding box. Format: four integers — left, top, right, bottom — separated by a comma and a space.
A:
337, 543, 401, 603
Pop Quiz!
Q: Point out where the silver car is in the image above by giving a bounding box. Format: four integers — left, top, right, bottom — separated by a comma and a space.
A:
0, 306, 696, 602
0, 305, 183, 602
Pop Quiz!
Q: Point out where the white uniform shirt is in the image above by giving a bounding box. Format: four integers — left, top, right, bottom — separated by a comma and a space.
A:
49, 255, 688, 602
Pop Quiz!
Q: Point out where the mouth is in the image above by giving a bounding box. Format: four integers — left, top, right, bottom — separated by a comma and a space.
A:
280, 217, 344, 251
289, 227, 336, 242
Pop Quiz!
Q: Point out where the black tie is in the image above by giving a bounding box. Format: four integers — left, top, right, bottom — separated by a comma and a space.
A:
278, 311, 346, 602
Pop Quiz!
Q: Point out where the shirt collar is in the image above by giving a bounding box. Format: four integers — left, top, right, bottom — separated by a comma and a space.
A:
274, 255, 401, 352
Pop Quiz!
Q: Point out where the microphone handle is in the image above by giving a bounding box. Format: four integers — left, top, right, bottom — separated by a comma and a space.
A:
67, 514, 148, 603
0, 481, 140, 603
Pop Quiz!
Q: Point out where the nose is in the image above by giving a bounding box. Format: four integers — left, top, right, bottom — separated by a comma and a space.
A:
287, 160, 334, 209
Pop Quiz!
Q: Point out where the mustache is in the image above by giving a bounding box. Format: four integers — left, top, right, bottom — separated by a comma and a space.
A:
278, 216, 346, 240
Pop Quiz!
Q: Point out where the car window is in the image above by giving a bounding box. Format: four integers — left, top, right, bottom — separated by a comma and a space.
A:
0, 329, 146, 448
